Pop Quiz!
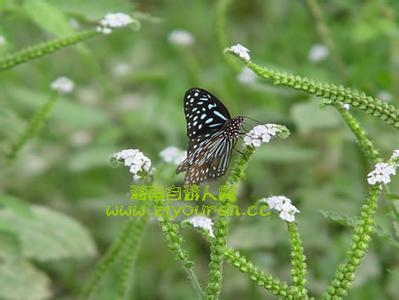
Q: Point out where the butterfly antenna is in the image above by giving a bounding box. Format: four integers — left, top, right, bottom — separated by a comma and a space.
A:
239, 124, 252, 136
241, 115, 264, 125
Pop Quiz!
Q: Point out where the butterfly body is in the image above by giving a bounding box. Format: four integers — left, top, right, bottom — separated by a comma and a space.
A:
177, 88, 243, 184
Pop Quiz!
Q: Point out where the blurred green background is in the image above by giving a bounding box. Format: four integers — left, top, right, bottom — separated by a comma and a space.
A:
1, 0, 399, 299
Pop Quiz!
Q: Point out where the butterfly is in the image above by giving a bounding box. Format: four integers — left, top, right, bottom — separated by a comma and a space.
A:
177, 88, 244, 184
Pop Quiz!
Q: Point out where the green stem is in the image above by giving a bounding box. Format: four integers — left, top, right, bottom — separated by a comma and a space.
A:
226, 52, 399, 129
117, 218, 147, 300
5, 93, 58, 162
304, 0, 346, 77
287, 223, 308, 298
0, 29, 98, 72
81, 217, 148, 300
205, 146, 255, 299
215, 0, 241, 72
323, 186, 380, 299
224, 247, 300, 299
335, 104, 381, 164
160, 219, 205, 300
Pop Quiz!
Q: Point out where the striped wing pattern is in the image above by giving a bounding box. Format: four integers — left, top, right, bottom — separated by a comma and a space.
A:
177, 88, 243, 184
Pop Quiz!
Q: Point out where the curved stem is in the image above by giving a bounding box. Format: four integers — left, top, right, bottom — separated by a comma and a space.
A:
0, 30, 98, 72
5, 93, 58, 162
225, 54, 399, 129
80, 217, 148, 300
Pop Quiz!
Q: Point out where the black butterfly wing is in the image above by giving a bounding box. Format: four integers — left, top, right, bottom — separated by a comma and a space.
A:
178, 88, 239, 184
181, 131, 234, 184
184, 88, 231, 139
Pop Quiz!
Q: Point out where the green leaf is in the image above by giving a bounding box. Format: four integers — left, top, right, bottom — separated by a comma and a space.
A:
24, 0, 75, 37
320, 209, 357, 227
0, 205, 97, 261
0, 260, 52, 299
0, 230, 22, 260
290, 100, 341, 134
0, 231, 52, 300
0, 194, 32, 217
51, 0, 133, 21
321, 209, 399, 248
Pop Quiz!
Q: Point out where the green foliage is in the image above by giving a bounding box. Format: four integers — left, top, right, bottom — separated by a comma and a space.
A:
1, 0, 399, 299
0, 232, 51, 300
23, 0, 76, 37
0, 205, 97, 261
81, 217, 148, 300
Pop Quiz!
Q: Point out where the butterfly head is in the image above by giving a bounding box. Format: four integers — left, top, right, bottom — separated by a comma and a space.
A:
223, 116, 244, 140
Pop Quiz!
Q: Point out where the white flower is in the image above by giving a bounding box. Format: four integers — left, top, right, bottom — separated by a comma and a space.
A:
168, 29, 195, 46
159, 146, 187, 165
97, 13, 133, 34
392, 150, 399, 160
367, 162, 396, 185
187, 216, 214, 237
308, 44, 329, 63
263, 196, 291, 210
237, 67, 257, 84
243, 124, 281, 148
279, 208, 299, 223
0, 35, 6, 46
377, 90, 392, 102
97, 26, 112, 34
227, 44, 250, 61
343, 103, 351, 110
50, 77, 75, 94
262, 195, 299, 223
112, 149, 153, 181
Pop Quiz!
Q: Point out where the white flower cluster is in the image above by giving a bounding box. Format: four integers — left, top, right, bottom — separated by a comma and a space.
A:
261, 196, 299, 222
50, 77, 75, 94
367, 163, 396, 185
97, 13, 133, 34
168, 29, 195, 46
243, 124, 281, 147
367, 150, 399, 185
112, 149, 153, 181
227, 44, 250, 61
237, 67, 257, 84
187, 216, 214, 237
159, 146, 187, 165
308, 44, 329, 63
392, 150, 399, 160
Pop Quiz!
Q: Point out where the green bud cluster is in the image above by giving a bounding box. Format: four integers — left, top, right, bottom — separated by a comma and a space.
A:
287, 223, 308, 298
81, 217, 148, 300
6, 94, 58, 162
323, 186, 380, 299
224, 248, 300, 299
0, 30, 98, 72
160, 219, 193, 269
227, 52, 399, 129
